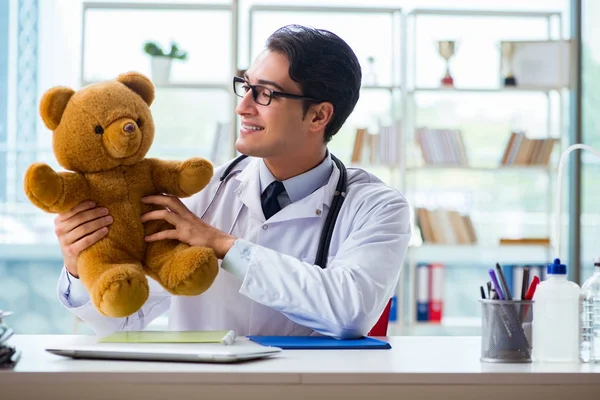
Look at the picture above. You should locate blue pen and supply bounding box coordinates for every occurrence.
[488,269,505,300]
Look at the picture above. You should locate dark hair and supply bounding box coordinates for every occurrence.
[266,24,362,142]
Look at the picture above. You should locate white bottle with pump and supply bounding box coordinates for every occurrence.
[532,258,580,362]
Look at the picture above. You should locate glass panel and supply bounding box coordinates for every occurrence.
[147,88,233,163]
[582,0,600,279]
[249,11,397,86]
[83,9,231,83]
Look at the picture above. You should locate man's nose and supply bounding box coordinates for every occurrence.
[235,91,257,115]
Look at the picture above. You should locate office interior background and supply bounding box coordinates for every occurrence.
[0,0,596,336]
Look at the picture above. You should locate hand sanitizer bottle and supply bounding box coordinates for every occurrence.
[532,258,580,362]
[580,256,600,363]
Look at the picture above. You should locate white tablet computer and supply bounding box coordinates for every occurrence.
[46,343,282,363]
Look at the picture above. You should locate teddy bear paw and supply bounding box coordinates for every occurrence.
[178,158,213,196]
[92,264,149,318]
[24,163,62,209]
[156,246,218,296]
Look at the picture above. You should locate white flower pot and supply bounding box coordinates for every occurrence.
[150,57,172,85]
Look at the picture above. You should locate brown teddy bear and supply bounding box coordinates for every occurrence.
[24,72,218,318]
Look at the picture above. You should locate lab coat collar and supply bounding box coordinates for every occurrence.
[234,156,341,223]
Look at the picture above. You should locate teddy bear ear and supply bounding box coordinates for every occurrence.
[39,87,76,130]
[116,72,155,106]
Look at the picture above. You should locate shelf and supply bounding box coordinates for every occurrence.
[409,86,564,94]
[415,316,481,328]
[0,244,63,261]
[408,9,560,18]
[406,165,553,172]
[361,84,402,91]
[81,80,230,91]
[409,244,552,264]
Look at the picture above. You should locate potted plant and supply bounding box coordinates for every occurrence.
[143,41,188,84]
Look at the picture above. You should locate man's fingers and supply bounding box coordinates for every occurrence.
[140,209,179,225]
[63,215,113,246]
[55,201,96,224]
[144,229,178,242]
[56,207,109,238]
[68,227,108,256]
[142,195,187,215]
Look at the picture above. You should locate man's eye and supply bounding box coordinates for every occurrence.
[242,85,251,92]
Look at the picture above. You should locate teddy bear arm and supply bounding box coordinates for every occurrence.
[148,157,213,198]
[51,172,91,213]
[147,158,186,196]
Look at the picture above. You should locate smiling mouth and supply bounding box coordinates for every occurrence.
[241,124,264,131]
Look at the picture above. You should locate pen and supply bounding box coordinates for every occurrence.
[521,267,530,300]
[495,263,512,300]
[480,286,486,300]
[519,267,530,321]
[488,269,505,300]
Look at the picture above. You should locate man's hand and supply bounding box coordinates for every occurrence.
[54,201,113,278]
[141,195,236,259]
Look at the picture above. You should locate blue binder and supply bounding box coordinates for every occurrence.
[246,336,391,349]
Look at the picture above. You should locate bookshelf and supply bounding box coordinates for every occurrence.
[399,8,568,333]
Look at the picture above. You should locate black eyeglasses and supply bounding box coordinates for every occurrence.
[233,76,320,106]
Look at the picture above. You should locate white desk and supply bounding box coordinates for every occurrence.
[1,335,599,400]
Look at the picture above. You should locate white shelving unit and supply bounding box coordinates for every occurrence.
[399,9,571,333]
[80,1,241,162]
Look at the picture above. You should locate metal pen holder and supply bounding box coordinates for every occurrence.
[479,299,533,363]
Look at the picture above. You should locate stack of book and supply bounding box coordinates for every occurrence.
[500,131,557,166]
[0,309,20,369]
[416,208,477,245]
[415,127,468,166]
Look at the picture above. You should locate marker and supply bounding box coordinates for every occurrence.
[480,286,486,300]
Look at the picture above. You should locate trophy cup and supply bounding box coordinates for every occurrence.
[501,41,518,86]
[438,40,456,87]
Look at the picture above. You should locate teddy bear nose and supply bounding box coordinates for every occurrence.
[123,123,136,133]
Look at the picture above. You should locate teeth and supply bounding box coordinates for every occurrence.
[242,124,264,131]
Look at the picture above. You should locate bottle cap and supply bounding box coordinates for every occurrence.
[547,258,567,275]
[594,256,600,267]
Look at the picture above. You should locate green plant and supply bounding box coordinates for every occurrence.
[143,41,188,61]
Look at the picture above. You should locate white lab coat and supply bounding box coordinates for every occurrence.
[58,156,411,339]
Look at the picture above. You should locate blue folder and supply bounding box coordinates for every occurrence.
[246,336,391,349]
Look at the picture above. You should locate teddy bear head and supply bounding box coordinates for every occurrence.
[40,72,156,173]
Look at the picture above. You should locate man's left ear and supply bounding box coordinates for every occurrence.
[308,102,334,132]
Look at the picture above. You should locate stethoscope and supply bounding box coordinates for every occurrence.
[205,154,348,269]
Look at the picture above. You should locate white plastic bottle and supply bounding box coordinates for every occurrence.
[580,256,600,363]
[532,258,581,362]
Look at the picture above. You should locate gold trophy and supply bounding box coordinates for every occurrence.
[438,40,456,87]
[501,41,517,86]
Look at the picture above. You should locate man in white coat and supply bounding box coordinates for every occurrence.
[54,25,411,339]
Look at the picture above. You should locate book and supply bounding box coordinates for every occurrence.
[247,336,391,349]
[98,330,236,345]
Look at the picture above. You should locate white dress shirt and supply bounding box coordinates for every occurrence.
[57,153,411,338]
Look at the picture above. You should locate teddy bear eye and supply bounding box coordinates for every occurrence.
[94,126,104,135]
[136,118,142,127]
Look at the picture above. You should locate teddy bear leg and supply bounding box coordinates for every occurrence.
[144,240,218,296]
[78,252,149,318]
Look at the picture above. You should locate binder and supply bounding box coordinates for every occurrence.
[247,336,391,349]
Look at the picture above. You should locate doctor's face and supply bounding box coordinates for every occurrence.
[234,50,316,160]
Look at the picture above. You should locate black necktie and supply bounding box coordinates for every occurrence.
[261,180,286,220]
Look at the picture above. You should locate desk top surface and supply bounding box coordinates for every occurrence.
[2,335,599,385]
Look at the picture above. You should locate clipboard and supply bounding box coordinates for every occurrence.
[246,336,391,349]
